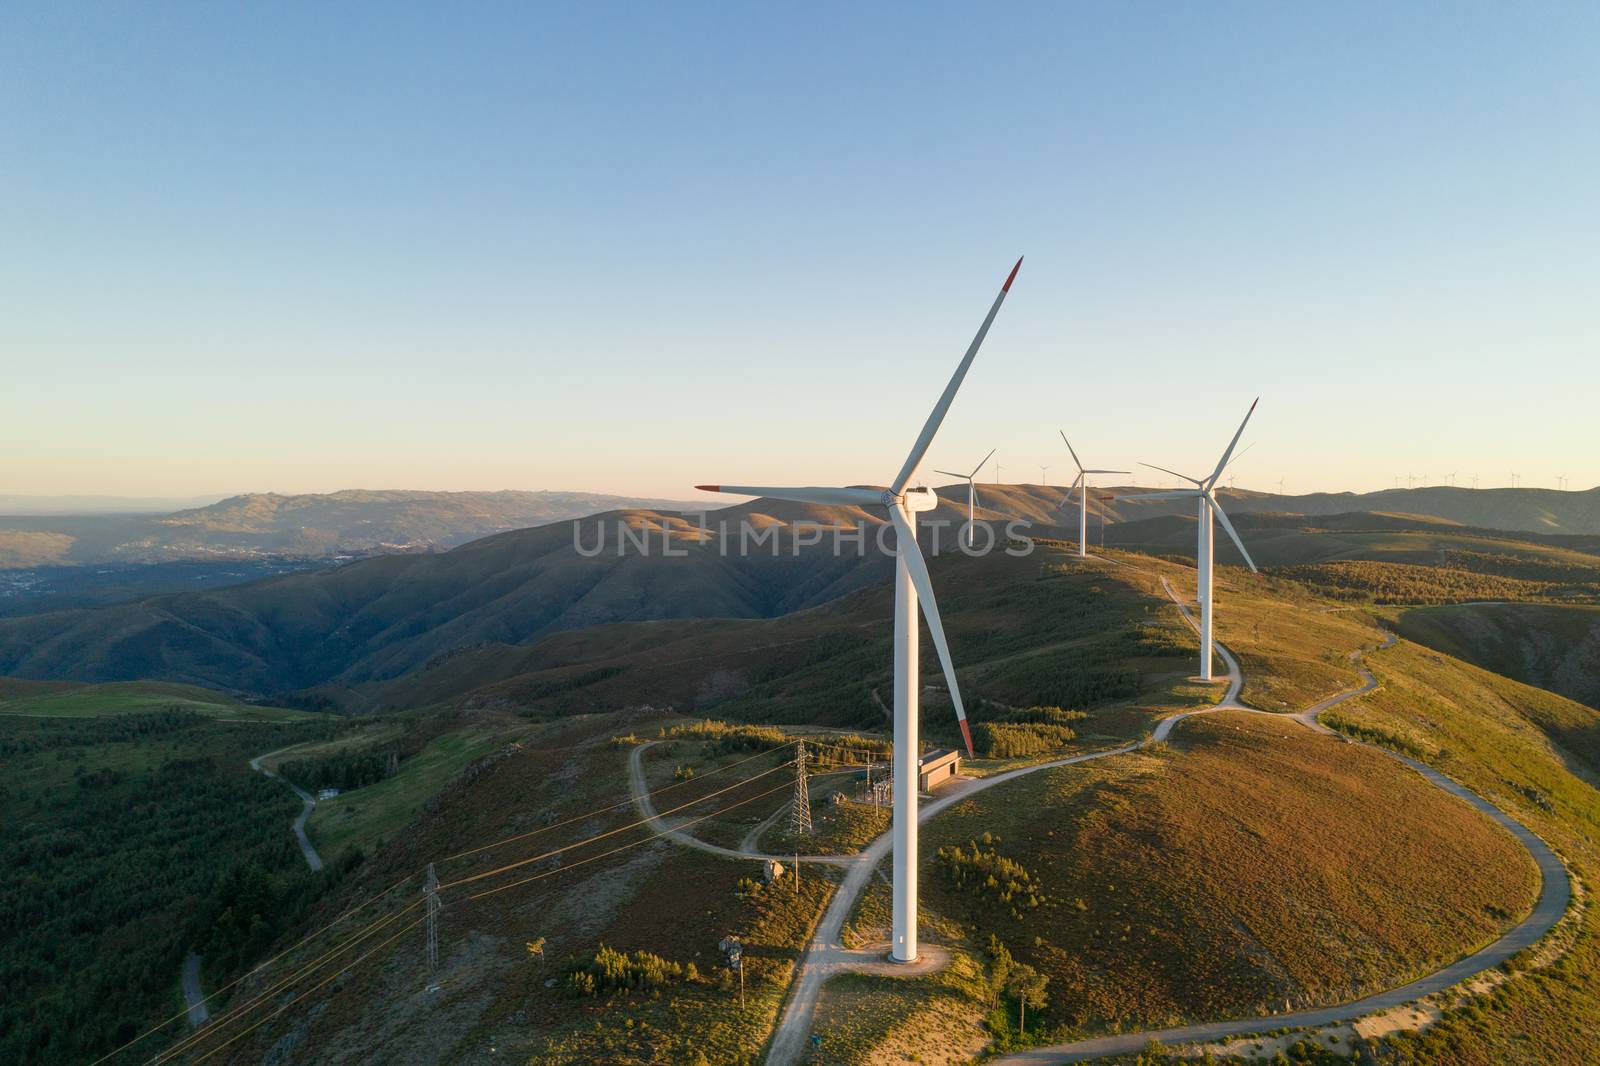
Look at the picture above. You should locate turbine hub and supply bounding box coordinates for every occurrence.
[881,489,898,507]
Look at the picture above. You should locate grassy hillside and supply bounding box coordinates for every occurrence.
[0,678,315,721]
[186,710,841,1065]
[1395,602,1600,710]
[1303,637,1600,1063]
[347,543,1210,741]
[895,711,1537,1047]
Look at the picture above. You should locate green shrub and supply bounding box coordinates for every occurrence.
[972,722,1076,758]
[564,945,690,996]
[936,835,1048,917]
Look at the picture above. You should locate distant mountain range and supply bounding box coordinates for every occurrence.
[0,489,701,569]
[1,483,1597,700]
[1104,484,1600,535]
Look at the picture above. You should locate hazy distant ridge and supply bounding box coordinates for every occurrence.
[0,488,701,568]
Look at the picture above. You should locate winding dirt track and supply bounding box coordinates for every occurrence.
[627,573,1570,1065]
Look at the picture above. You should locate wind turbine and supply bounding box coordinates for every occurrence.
[1123,398,1260,683]
[935,448,996,549]
[695,257,1022,964]
[1058,433,1128,559]
[1039,464,1050,485]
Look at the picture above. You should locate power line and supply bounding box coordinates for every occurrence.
[145,899,425,1066]
[440,738,797,863]
[462,775,812,903]
[165,765,855,1063]
[438,759,798,891]
[90,870,422,1066]
[187,913,429,1065]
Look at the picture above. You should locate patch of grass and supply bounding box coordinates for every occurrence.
[306,723,532,862]
[0,679,315,721]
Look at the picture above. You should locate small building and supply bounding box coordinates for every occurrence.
[316,788,340,801]
[918,749,961,791]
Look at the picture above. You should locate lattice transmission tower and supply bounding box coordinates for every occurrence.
[424,862,440,971]
[790,742,813,837]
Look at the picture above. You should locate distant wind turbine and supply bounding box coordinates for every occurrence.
[695,257,1022,965]
[935,448,996,549]
[1124,398,1260,683]
[1057,432,1128,559]
[1039,464,1050,486]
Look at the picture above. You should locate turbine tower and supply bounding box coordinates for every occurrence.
[1058,432,1128,559]
[935,447,996,549]
[696,257,1022,963]
[1123,398,1260,682]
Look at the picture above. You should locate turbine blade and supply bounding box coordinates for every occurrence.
[1084,469,1131,475]
[889,508,973,757]
[695,485,882,507]
[932,470,967,480]
[1209,497,1258,572]
[1207,397,1259,487]
[890,258,1023,495]
[1139,462,1203,485]
[1119,490,1202,501]
[1058,431,1086,475]
[968,446,997,480]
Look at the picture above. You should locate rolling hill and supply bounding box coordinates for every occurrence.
[0,489,1072,696]
[1395,602,1600,710]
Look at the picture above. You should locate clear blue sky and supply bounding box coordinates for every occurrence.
[4,3,1596,501]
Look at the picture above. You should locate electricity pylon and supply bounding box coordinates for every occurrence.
[424,863,440,972]
[790,742,813,837]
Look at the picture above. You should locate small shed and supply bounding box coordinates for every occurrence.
[316,788,341,801]
[918,749,961,791]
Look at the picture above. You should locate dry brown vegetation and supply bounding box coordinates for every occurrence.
[920,712,1538,1038]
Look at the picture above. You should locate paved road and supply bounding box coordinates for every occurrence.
[991,608,1570,1063]
[250,744,325,872]
[182,951,210,1028]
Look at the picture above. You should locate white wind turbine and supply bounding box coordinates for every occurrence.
[696,257,1022,964]
[1123,398,1260,682]
[935,447,996,550]
[1058,433,1129,559]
